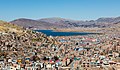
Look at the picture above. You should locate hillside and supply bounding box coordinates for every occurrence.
[0,20,58,60]
[0,20,24,34]
[10,18,53,30]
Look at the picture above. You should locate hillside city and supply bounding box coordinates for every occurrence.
[0,18,120,70]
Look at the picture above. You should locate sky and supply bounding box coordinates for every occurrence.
[0,0,120,21]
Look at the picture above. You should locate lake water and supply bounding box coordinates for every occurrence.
[35,30,96,36]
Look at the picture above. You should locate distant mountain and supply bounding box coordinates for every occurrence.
[10,18,53,29]
[38,17,120,28]
[96,17,120,23]
[10,18,72,29]
[10,17,120,30]
[39,17,79,28]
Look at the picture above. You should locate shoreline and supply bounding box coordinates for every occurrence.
[37,27,120,35]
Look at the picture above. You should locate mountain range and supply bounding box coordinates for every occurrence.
[10,17,120,30]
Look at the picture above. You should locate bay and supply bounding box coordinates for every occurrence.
[35,30,96,36]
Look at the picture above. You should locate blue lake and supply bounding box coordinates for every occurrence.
[35,30,97,36]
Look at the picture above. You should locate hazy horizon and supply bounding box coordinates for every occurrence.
[0,0,120,21]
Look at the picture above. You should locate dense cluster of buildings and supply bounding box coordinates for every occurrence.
[0,29,120,70]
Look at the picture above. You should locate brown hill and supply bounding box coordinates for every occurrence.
[10,17,120,30]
